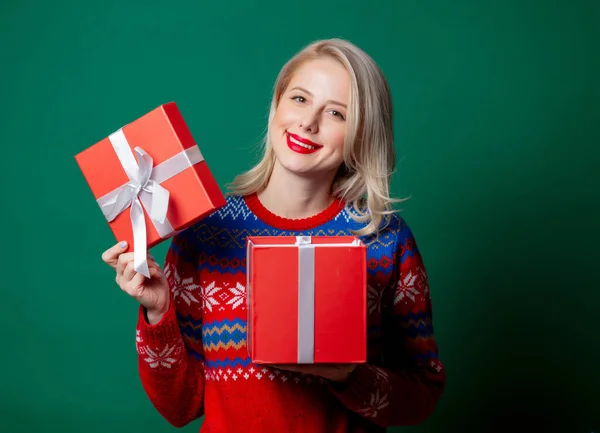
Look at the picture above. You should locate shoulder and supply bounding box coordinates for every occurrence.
[345,202,414,240]
[359,210,421,254]
[384,213,424,268]
[169,194,257,249]
[190,194,258,228]
[387,213,417,243]
[209,195,256,221]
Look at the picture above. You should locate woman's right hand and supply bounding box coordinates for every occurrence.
[102,241,171,324]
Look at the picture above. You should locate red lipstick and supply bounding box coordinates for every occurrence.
[286,132,322,155]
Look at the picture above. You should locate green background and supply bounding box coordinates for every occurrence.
[1,1,598,432]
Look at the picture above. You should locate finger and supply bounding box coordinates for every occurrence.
[121,273,146,300]
[101,241,129,268]
[116,252,135,276]
[148,266,163,280]
[124,272,146,298]
[123,260,137,282]
[147,257,162,271]
[148,261,163,275]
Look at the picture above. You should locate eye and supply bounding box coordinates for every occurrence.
[330,110,346,121]
[292,96,307,103]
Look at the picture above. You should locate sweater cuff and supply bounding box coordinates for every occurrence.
[136,300,181,346]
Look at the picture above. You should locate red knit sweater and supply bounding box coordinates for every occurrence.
[135,194,446,432]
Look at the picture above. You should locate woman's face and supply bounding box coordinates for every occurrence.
[270,57,350,181]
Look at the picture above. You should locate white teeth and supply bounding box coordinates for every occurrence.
[290,136,317,149]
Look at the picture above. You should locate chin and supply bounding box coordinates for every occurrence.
[277,157,315,176]
[271,135,342,178]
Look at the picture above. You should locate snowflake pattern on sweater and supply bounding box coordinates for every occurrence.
[135,194,446,433]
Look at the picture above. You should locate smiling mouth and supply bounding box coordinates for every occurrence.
[290,135,316,150]
[286,132,322,153]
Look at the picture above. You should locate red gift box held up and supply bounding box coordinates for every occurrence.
[75,102,226,276]
[246,235,367,364]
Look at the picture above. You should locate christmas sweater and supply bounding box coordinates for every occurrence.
[135,193,446,432]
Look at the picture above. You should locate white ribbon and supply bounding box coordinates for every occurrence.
[96,128,204,278]
[296,236,316,363]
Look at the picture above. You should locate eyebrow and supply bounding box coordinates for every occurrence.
[289,86,347,109]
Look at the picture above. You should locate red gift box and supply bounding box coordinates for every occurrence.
[75,102,226,276]
[246,235,367,364]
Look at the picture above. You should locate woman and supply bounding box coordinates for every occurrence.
[102,38,446,432]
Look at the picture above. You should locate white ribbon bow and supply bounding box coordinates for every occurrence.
[101,146,169,278]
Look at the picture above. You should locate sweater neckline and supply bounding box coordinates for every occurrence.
[244,193,345,231]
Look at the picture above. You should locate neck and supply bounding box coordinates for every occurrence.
[257,162,336,219]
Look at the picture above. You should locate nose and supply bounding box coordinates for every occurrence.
[299,111,319,134]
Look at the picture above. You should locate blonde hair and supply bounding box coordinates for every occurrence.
[227,38,403,237]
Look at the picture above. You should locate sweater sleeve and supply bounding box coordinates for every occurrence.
[135,233,205,428]
[328,219,446,427]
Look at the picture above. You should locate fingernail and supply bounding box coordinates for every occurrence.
[119,241,128,248]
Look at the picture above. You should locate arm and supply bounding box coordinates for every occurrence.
[135,233,206,428]
[328,220,446,426]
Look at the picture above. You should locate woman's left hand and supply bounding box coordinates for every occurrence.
[271,363,357,382]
